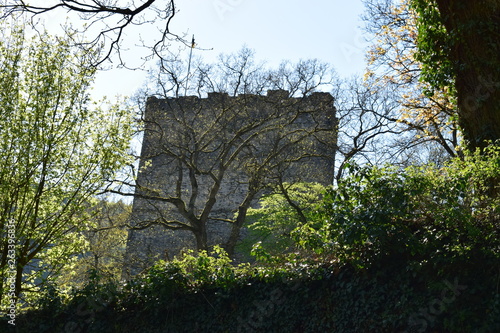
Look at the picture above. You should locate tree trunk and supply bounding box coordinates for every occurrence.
[225,180,259,258]
[435,0,500,151]
[193,223,208,252]
[225,206,248,258]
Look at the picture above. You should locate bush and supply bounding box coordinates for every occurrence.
[293,144,500,273]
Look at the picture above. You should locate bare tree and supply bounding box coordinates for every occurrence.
[0,0,178,66]
[331,67,462,183]
[111,50,337,272]
[333,76,407,181]
[148,47,336,99]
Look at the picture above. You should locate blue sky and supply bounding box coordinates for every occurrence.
[93,0,369,99]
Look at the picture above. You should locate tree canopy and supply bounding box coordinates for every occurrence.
[0,25,133,307]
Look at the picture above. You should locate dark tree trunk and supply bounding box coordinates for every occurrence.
[435,0,500,151]
[194,223,208,252]
[225,179,260,258]
[225,206,248,258]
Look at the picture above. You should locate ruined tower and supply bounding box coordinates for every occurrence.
[124,90,337,276]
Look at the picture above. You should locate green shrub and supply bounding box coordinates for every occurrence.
[310,144,500,272]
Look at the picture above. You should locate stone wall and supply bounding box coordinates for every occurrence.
[123,90,337,276]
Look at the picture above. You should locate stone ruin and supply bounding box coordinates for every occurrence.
[123,90,337,276]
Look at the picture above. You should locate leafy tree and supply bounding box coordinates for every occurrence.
[84,201,131,280]
[0,25,133,307]
[410,0,500,151]
[244,182,328,260]
[57,200,131,288]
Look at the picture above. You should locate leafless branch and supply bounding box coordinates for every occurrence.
[0,0,178,67]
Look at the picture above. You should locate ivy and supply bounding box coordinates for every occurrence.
[411,0,457,93]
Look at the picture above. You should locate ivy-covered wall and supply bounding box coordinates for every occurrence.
[8,254,499,333]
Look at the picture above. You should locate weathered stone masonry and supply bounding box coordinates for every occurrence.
[124,90,337,275]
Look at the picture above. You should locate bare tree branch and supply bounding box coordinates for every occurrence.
[0,0,179,66]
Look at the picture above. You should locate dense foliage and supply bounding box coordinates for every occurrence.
[8,246,499,332]
[364,0,460,159]
[5,145,499,332]
[314,144,499,271]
